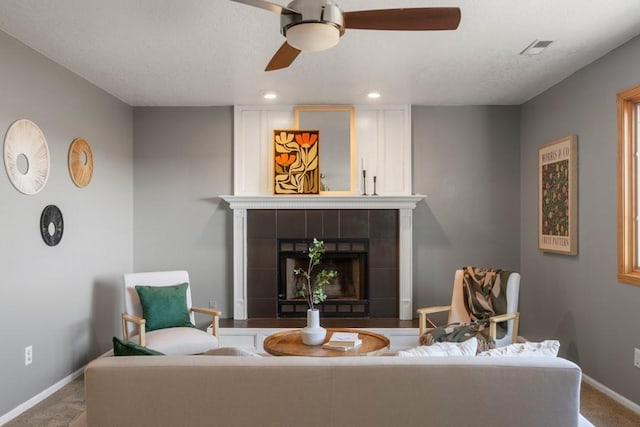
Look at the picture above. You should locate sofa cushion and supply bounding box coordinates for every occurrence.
[398,338,478,357]
[112,337,164,356]
[478,340,560,357]
[127,327,218,355]
[135,283,194,332]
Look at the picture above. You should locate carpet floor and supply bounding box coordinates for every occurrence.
[4,376,84,427]
[580,382,640,427]
[3,375,639,426]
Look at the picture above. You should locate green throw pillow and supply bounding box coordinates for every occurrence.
[112,336,164,356]
[135,282,195,332]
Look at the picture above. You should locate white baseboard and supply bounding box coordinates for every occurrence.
[582,374,640,415]
[0,350,111,426]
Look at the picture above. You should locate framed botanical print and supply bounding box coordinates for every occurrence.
[538,135,578,255]
[273,130,320,194]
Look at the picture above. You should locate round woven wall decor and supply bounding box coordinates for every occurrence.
[40,205,64,246]
[68,138,93,187]
[3,119,50,194]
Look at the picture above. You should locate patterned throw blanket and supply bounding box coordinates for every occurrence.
[420,266,511,352]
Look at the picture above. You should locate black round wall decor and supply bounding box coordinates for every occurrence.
[40,205,63,246]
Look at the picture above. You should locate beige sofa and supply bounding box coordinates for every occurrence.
[72,354,594,427]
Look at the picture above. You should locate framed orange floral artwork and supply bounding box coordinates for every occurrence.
[273,130,320,194]
[538,135,578,255]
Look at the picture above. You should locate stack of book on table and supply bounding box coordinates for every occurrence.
[322,332,362,351]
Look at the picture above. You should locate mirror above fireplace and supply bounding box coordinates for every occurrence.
[294,105,355,194]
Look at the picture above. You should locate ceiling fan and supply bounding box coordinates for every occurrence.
[230,0,461,71]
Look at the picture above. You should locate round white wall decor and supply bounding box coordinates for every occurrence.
[68,138,94,187]
[3,119,50,194]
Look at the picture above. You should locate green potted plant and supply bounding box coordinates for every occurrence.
[294,238,338,345]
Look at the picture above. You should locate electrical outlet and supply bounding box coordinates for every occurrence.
[634,348,640,369]
[209,300,217,310]
[25,346,33,366]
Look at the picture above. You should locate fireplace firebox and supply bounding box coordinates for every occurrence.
[277,239,369,317]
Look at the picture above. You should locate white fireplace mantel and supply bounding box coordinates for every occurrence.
[221,194,425,320]
[222,195,424,210]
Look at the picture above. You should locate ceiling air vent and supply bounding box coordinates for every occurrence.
[520,40,553,55]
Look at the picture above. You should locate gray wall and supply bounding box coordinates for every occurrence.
[132,107,233,319]
[520,35,640,404]
[0,31,133,416]
[412,106,521,309]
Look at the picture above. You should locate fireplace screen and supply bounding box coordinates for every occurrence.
[278,239,369,317]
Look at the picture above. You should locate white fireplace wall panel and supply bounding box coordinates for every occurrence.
[354,107,412,196]
[233,105,411,196]
[380,108,411,195]
[233,106,293,195]
[230,104,418,320]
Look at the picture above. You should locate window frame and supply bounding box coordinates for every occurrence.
[617,84,640,285]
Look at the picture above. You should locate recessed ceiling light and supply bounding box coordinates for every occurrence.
[262,91,278,100]
[367,91,381,99]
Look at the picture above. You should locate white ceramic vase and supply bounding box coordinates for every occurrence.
[301,309,326,345]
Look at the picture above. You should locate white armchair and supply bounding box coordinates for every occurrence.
[122,270,221,355]
[417,269,520,347]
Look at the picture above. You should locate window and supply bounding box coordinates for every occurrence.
[617,84,640,285]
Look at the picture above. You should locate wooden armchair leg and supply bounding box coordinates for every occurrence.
[511,312,520,343]
[211,315,219,338]
[122,313,146,346]
[489,312,520,343]
[416,305,452,335]
[121,316,128,340]
[418,312,427,336]
[190,307,222,338]
[138,329,146,347]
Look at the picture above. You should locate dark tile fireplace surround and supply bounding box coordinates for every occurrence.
[247,209,399,318]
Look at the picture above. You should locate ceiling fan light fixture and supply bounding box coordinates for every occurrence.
[286,22,340,52]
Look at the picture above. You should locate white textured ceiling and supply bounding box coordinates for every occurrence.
[0,0,639,106]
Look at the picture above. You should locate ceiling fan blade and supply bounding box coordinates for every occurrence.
[229,0,299,15]
[265,42,302,71]
[344,7,461,31]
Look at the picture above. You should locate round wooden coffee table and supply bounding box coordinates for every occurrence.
[263,328,390,357]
